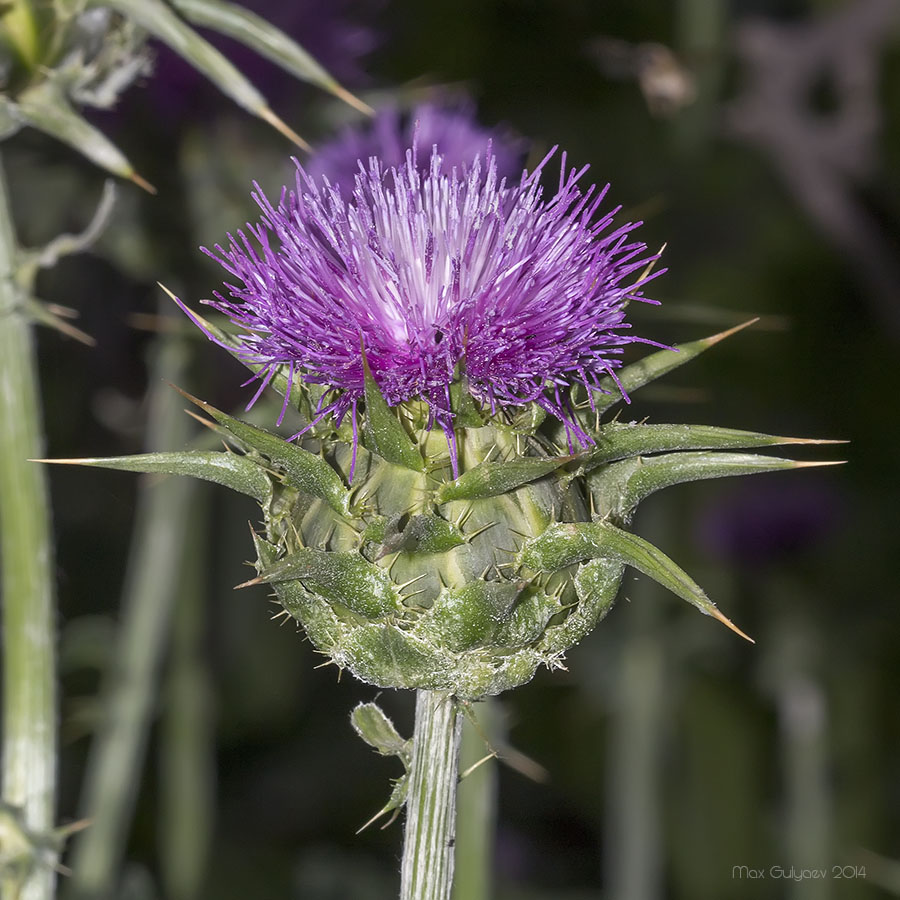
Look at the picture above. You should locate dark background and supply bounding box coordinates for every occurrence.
[4,0,899,897]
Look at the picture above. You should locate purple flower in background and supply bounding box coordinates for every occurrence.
[305,101,527,190]
[180,144,662,472]
[697,480,843,568]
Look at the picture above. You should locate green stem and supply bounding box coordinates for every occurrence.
[68,329,195,899]
[451,703,497,900]
[0,152,58,899]
[604,504,668,900]
[159,499,214,900]
[400,690,461,900]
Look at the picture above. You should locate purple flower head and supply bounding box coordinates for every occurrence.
[182,144,663,475]
[305,101,526,191]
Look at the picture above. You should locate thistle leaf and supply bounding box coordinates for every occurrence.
[170,0,373,114]
[248,547,402,620]
[591,452,832,523]
[518,521,752,641]
[377,513,465,555]
[539,557,624,653]
[98,0,309,148]
[435,455,572,503]
[424,581,522,652]
[174,386,351,516]
[594,319,758,414]
[351,702,410,760]
[159,285,302,406]
[578,422,825,474]
[36,451,271,504]
[361,346,424,472]
[25,296,95,345]
[356,774,409,834]
[11,82,154,191]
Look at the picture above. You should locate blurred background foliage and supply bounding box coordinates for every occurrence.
[2,0,899,897]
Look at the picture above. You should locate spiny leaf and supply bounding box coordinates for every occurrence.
[577,422,837,474]
[518,521,752,641]
[351,702,410,760]
[159,284,300,404]
[170,0,373,114]
[591,452,844,523]
[361,344,424,472]
[424,581,523,652]
[356,774,409,834]
[11,82,154,191]
[97,0,309,148]
[36,451,271,504]
[25,297,94,345]
[594,319,758,414]
[435,454,572,503]
[174,386,351,516]
[242,547,402,620]
[539,557,623,654]
[377,513,465,556]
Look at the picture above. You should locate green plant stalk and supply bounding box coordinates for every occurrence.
[772,604,833,900]
[451,704,497,900]
[0,152,58,900]
[69,330,195,898]
[401,690,462,900]
[159,499,214,900]
[605,597,666,900]
[605,502,670,900]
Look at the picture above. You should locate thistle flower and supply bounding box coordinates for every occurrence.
[186,144,663,475]
[55,134,839,900]
[304,101,526,189]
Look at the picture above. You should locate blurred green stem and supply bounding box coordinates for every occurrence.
[68,325,195,899]
[0,151,58,899]
[605,506,667,900]
[451,702,497,900]
[772,606,833,900]
[606,600,666,900]
[401,690,461,900]
[159,498,214,900]
[675,0,727,153]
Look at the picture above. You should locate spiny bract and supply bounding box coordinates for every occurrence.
[78,146,835,701]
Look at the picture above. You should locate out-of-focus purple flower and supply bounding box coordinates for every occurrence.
[141,0,381,124]
[179,144,662,472]
[697,480,843,568]
[305,102,527,190]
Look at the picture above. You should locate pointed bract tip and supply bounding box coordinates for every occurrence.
[29,457,95,465]
[158,283,217,331]
[709,606,755,643]
[703,317,760,346]
[259,107,311,152]
[130,172,157,195]
[234,575,264,590]
[782,437,849,445]
[55,817,92,838]
[183,408,219,431]
[792,459,848,468]
[167,381,210,411]
[330,82,375,117]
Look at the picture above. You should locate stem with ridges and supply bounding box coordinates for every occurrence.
[0,151,58,898]
[68,328,194,898]
[401,690,461,900]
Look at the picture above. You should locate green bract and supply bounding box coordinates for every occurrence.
[58,322,839,700]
